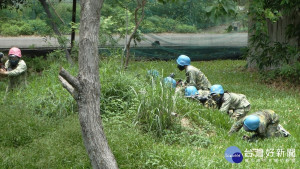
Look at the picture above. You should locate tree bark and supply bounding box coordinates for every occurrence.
[246,0,257,69]
[124,0,147,69]
[38,0,73,65]
[59,0,118,168]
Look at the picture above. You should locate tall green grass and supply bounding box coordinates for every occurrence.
[134,79,176,136]
[0,57,299,168]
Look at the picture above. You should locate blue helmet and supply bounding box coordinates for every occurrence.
[210,84,224,95]
[147,69,159,78]
[244,115,260,131]
[176,55,191,66]
[164,77,176,88]
[185,86,199,97]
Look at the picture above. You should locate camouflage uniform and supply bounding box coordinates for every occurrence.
[175,65,217,108]
[175,65,211,95]
[220,92,251,121]
[185,65,211,91]
[228,110,290,141]
[4,60,27,91]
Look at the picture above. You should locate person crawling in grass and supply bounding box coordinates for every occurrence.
[210,84,251,121]
[228,109,291,141]
[175,54,211,98]
[0,47,27,93]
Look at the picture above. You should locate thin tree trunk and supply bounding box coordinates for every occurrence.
[246,0,257,69]
[38,0,73,65]
[71,0,77,50]
[59,0,118,168]
[124,0,147,69]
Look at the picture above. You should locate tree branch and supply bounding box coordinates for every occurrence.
[38,0,74,65]
[59,67,81,91]
[59,75,78,99]
[124,0,147,69]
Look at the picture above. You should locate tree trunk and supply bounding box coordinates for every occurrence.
[71,0,77,50]
[124,0,147,69]
[246,0,257,69]
[38,0,73,65]
[59,0,118,168]
[247,0,300,69]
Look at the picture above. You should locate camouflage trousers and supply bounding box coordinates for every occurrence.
[249,123,290,141]
[229,105,251,121]
[266,124,291,138]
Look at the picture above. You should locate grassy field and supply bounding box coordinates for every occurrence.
[0,57,299,168]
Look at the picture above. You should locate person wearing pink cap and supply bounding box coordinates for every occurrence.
[0,47,27,92]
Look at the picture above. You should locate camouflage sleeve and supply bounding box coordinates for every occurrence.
[228,118,244,135]
[6,60,27,77]
[219,94,231,114]
[198,73,205,89]
[4,60,9,69]
[199,73,211,90]
[185,70,196,87]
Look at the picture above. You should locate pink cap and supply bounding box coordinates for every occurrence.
[9,47,22,57]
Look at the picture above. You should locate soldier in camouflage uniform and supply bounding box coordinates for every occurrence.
[0,47,27,93]
[210,84,251,121]
[175,55,216,108]
[228,109,291,141]
[175,55,211,96]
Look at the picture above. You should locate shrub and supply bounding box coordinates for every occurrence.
[19,23,34,35]
[144,16,178,32]
[0,23,20,36]
[24,56,50,73]
[279,62,300,82]
[174,24,197,33]
[27,19,52,35]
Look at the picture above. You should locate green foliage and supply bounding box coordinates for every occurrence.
[246,0,300,83]
[206,0,237,23]
[134,79,176,136]
[0,19,51,36]
[0,0,244,36]
[142,16,178,33]
[174,24,197,33]
[145,0,215,29]
[162,124,211,147]
[27,19,52,35]
[247,32,300,82]
[23,56,47,73]
[0,23,20,36]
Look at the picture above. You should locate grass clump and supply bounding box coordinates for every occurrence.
[134,80,176,136]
